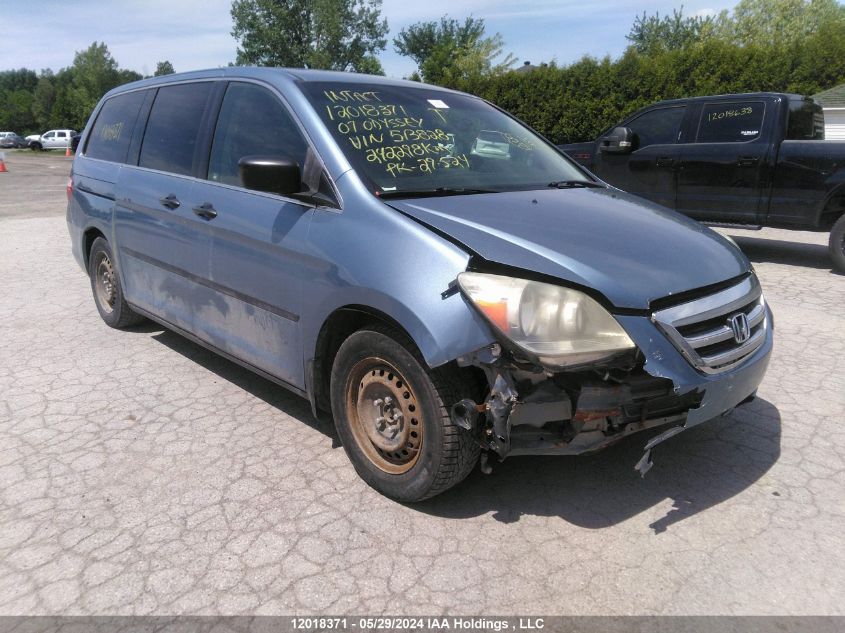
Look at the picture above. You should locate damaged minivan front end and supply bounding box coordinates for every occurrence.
[449,269,772,475]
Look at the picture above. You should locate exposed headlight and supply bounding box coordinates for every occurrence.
[457,272,636,368]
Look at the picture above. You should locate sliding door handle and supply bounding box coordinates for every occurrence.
[192,202,218,220]
[159,194,180,210]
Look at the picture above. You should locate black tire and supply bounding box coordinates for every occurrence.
[330,326,481,502]
[88,237,145,328]
[830,214,845,273]
[30,142,42,151]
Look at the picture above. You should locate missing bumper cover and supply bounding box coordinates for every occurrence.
[455,345,712,472]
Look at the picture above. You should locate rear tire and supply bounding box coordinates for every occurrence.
[830,215,845,273]
[330,326,481,502]
[88,237,145,328]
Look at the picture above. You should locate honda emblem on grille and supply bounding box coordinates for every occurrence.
[729,312,751,344]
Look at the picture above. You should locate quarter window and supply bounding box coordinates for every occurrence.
[208,82,308,188]
[697,102,764,143]
[627,107,686,149]
[139,83,213,177]
[86,91,146,163]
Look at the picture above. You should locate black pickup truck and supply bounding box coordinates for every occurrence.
[559,93,845,271]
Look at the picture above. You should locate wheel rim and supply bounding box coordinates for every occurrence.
[94,252,117,314]
[346,358,423,475]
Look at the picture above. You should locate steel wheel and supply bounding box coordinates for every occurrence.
[345,358,423,475]
[331,327,481,500]
[93,251,117,314]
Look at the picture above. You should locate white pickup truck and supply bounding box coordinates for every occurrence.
[27,129,77,151]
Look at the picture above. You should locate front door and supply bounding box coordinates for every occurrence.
[192,81,316,388]
[676,100,771,223]
[590,105,687,209]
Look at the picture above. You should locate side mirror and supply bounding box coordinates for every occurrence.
[238,156,301,196]
[599,127,635,154]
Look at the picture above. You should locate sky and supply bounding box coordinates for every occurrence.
[1,0,739,79]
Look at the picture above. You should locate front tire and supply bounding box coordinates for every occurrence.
[830,214,845,273]
[88,237,145,328]
[330,326,480,502]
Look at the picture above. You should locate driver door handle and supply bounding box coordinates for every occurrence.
[656,156,676,168]
[738,156,759,166]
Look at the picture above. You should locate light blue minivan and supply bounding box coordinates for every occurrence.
[68,68,772,500]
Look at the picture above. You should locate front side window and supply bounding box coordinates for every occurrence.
[697,102,765,143]
[86,90,147,163]
[43,132,54,139]
[626,106,686,149]
[300,81,588,195]
[139,82,213,176]
[208,82,309,187]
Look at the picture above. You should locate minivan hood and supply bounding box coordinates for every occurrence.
[386,188,750,309]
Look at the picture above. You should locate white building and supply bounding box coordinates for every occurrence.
[812,83,845,140]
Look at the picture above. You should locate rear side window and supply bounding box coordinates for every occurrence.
[627,106,686,149]
[139,83,213,177]
[207,82,308,187]
[787,100,825,140]
[697,102,765,143]
[86,91,146,163]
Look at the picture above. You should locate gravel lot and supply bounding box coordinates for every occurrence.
[0,151,843,615]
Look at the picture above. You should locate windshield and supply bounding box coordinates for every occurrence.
[300,81,590,196]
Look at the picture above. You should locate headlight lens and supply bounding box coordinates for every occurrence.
[457,272,635,367]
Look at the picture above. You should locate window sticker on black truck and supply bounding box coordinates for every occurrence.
[698,101,765,143]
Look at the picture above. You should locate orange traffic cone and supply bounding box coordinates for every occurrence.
[0,152,7,173]
[65,145,72,157]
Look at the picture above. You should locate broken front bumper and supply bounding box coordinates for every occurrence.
[454,306,773,473]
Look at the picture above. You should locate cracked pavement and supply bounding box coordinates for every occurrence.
[0,151,843,615]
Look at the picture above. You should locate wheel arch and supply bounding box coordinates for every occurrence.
[82,226,107,272]
[820,184,845,229]
[306,297,494,416]
[307,304,429,415]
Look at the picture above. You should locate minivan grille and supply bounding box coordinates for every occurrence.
[651,275,768,374]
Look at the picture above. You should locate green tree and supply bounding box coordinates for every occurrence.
[31,74,56,131]
[394,16,514,86]
[154,60,176,76]
[727,0,845,46]
[0,90,35,132]
[48,81,77,130]
[71,43,120,98]
[626,7,724,54]
[0,69,39,132]
[0,69,38,94]
[68,42,121,125]
[230,0,388,73]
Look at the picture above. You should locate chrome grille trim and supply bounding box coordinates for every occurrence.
[651,275,768,374]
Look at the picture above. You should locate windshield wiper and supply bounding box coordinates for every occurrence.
[547,180,604,189]
[377,187,499,199]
